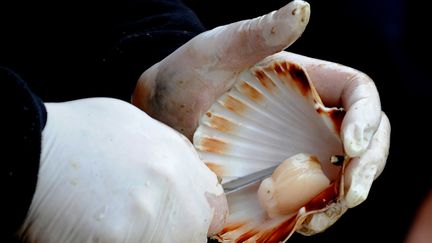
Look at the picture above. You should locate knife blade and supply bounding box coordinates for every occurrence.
[222,165,278,195]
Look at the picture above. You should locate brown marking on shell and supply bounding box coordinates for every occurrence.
[316,107,346,134]
[315,106,324,115]
[222,95,247,115]
[309,155,321,165]
[256,215,298,243]
[205,162,224,177]
[254,69,266,80]
[235,228,259,243]
[328,109,345,134]
[304,182,339,212]
[254,70,277,92]
[273,62,285,76]
[267,61,290,76]
[208,114,236,133]
[199,137,228,154]
[219,222,245,235]
[239,80,264,101]
[288,63,311,96]
[281,61,289,72]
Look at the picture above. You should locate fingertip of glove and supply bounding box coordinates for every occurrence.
[345,186,368,208]
[345,165,377,208]
[258,0,310,48]
[343,123,375,157]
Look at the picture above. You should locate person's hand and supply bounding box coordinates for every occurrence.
[266,51,390,234]
[281,52,390,210]
[131,0,390,234]
[20,98,228,243]
[132,0,311,139]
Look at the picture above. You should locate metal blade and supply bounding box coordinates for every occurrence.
[222,165,278,195]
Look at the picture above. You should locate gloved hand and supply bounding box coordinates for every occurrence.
[282,52,390,209]
[272,51,390,235]
[131,0,390,233]
[132,0,310,139]
[20,98,228,243]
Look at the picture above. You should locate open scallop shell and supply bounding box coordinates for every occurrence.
[193,52,350,242]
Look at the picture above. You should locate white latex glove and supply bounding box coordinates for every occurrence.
[20,98,227,243]
[283,52,391,208]
[132,0,311,139]
[132,0,390,234]
[272,52,391,234]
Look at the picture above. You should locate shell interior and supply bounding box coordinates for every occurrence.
[193,53,347,242]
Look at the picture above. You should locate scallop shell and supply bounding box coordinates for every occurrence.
[193,52,350,242]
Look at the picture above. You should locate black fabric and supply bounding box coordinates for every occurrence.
[2,67,47,242]
[1,0,205,241]
[0,0,205,102]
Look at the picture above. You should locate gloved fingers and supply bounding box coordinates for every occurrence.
[131,63,159,115]
[205,190,229,236]
[132,1,310,138]
[24,98,228,242]
[188,0,310,71]
[172,134,229,236]
[282,52,382,156]
[297,201,348,236]
[341,89,381,157]
[300,114,389,234]
[344,112,390,208]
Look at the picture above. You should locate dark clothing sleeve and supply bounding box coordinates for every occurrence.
[1,0,206,102]
[1,0,205,241]
[109,0,206,96]
[2,67,47,242]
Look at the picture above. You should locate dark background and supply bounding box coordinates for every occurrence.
[184,0,431,242]
[2,0,430,242]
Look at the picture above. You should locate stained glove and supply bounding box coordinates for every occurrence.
[132,0,310,139]
[131,0,389,235]
[282,52,390,209]
[20,98,227,243]
[276,51,390,234]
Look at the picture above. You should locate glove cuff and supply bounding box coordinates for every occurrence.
[1,67,47,241]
